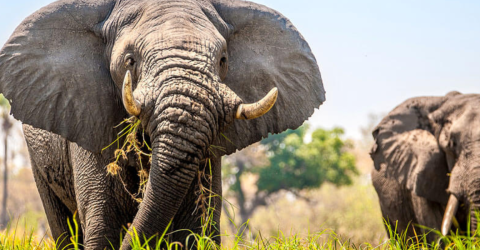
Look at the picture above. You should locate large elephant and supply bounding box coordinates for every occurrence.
[370,92,480,241]
[0,0,325,249]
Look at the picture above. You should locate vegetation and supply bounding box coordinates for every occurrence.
[104,117,152,203]
[258,126,357,191]
[2,217,480,249]
[222,126,358,231]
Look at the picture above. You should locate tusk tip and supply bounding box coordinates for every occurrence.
[270,87,278,100]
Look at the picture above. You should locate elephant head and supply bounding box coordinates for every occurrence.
[0,0,325,246]
[371,92,480,236]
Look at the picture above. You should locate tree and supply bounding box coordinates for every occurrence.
[0,94,11,229]
[222,143,269,230]
[222,125,358,230]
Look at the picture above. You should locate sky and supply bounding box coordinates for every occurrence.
[0,0,479,140]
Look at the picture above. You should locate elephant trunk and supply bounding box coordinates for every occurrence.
[121,135,202,247]
[121,73,218,248]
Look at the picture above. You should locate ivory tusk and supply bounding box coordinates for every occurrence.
[122,70,141,116]
[441,195,459,236]
[236,87,278,120]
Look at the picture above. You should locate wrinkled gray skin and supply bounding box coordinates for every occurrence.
[0,0,325,249]
[371,92,480,241]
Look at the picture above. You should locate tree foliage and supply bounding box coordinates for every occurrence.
[257,126,357,194]
[222,125,358,228]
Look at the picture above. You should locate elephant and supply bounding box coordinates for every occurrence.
[0,0,325,249]
[370,91,480,241]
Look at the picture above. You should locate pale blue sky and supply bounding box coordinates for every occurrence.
[1,0,479,139]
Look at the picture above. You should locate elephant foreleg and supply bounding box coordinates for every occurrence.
[31,166,79,249]
[69,143,137,249]
[24,125,81,248]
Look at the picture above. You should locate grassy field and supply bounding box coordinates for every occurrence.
[2,219,480,250]
[3,170,479,249]
[1,176,479,249]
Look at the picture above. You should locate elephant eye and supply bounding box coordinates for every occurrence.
[220,57,227,67]
[124,54,136,68]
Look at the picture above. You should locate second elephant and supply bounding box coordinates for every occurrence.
[371,92,480,241]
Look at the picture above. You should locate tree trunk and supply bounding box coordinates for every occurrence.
[235,162,249,224]
[227,160,267,239]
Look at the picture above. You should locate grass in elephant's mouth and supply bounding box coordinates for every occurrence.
[103,116,151,203]
[103,117,228,225]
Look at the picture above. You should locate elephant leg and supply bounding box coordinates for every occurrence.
[69,143,137,249]
[171,157,222,246]
[372,168,417,238]
[23,125,81,248]
[31,165,79,249]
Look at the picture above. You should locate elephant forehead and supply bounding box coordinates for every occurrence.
[109,0,214,31]
[376,95,450,135]
[104,0,226,55]
[377,108,422,134]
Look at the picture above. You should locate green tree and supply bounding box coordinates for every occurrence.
[222,125,358,230]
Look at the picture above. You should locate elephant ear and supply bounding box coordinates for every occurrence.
[0,0,125,154]
[370,97,449,204]
[210,0,325,154]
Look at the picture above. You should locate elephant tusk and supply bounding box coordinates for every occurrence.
[236,87,278,120]
[122,70,142,116]
[441,195,459,236]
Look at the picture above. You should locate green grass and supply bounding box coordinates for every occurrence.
[0,220,54,250]
[3,218,480,250]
